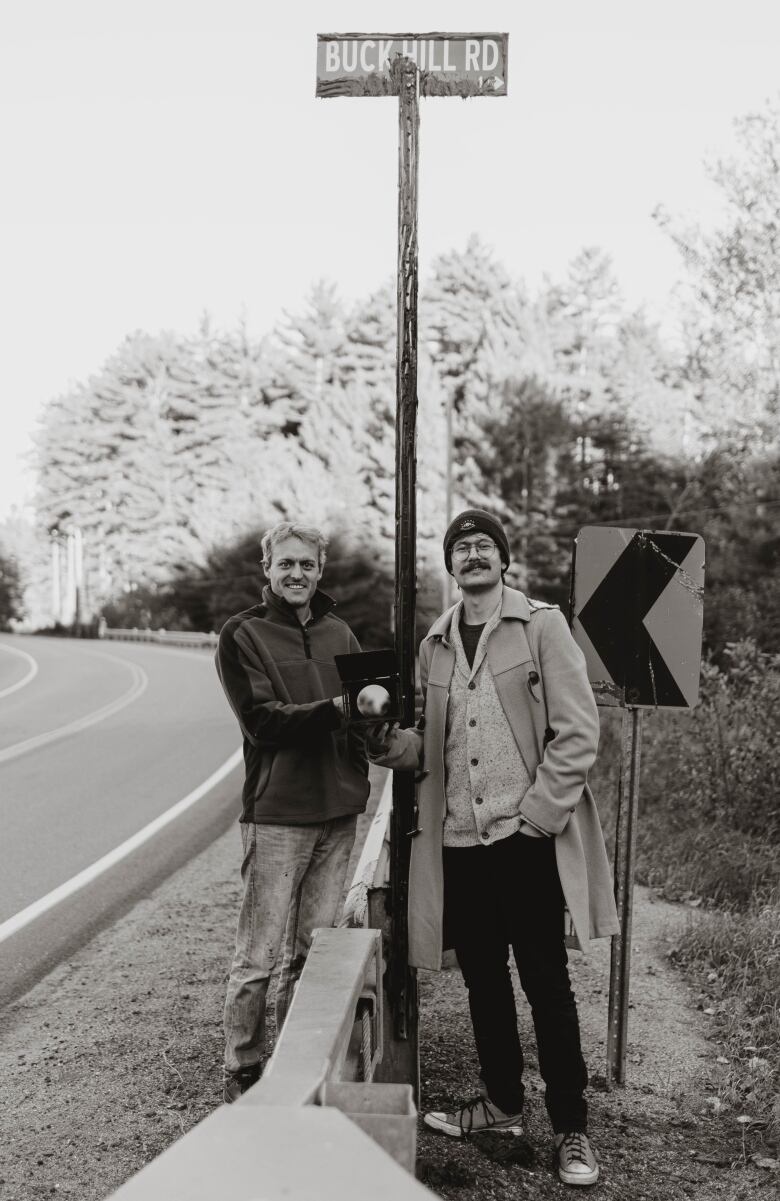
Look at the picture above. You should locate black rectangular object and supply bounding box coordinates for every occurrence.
[333,649,403,723]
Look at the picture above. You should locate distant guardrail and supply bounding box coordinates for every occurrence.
[100,626,219,650]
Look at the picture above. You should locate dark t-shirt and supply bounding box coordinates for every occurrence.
[459,614,486,669]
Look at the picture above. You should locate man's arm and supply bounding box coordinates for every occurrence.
[518,609,600,836]
[216,622,342,748]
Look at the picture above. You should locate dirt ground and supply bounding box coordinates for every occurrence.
[0,797,776,1201]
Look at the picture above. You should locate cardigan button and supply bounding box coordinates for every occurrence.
[480,831,489,840]
[469,718,477,727]
[468,682,476,690]
[470,757,479,766]
[475,796,483,805]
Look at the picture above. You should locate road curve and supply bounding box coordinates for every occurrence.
[0,641,39,700]
[0,634,243,1004]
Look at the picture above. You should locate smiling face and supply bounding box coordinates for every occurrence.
[450,533,503,593]
[267,535,323,613]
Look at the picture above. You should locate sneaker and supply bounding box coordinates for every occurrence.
[424,1095,523,1139]
[555,1131,599,1186]
[223,1064,260,1104]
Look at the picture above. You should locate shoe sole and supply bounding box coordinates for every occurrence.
[424,1111,523,1138]
[558,1165,599,1186]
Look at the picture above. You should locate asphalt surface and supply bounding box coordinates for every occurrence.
[0,634,242,1002]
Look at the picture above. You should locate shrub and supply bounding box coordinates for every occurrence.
[617,640,780,910]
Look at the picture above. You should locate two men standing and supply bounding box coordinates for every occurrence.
[215,509,618,1187]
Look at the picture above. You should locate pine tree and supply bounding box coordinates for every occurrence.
[423,235,523,507]
[656,96,780,444]
[272,281,352,432]
[0,545,24,629]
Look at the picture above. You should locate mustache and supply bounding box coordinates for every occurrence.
[463,560,490,571]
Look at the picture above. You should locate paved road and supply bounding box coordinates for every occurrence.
[0,635,242,1001]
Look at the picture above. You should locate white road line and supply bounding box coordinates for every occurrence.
[0,654,149,766]
[0,746,243,943]
[0,643,39,700]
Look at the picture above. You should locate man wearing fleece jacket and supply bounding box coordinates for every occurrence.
[215,520,369,1102]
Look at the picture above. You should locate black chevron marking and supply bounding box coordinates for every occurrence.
[578,532,697,706]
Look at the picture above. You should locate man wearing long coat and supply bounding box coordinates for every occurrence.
[369,509,619,1187]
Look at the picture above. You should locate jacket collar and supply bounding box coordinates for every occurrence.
[262,583,336,626]
[426,585,531,642]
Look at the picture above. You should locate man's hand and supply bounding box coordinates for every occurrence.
[518,821,546,839]
[332,695,345,715]
[365,720,398,749]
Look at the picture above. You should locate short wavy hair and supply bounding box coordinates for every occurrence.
[261,521,329,572]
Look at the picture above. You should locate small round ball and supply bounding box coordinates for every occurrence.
[356,684,391,717]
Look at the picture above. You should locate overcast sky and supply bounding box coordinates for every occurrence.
[2,0,779,520]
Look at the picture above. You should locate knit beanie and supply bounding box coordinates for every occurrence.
[443,509,510,575]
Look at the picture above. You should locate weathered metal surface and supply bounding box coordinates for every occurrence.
[316,32,508,97]
[571,526,706,709]
[606,707,643,1087]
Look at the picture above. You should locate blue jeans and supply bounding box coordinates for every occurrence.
[224,814,358,1072]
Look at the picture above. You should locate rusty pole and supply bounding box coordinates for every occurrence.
[388,54,420,1082]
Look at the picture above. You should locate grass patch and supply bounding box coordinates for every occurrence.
[590,641,780,1152]
[670,902,780,1149]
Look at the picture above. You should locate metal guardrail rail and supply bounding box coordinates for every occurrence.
[105,772,434,1200]
[101,627,219,649]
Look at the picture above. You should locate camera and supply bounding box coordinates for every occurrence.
[333,648,403,724]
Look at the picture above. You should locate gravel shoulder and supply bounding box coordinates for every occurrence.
[0,783,775,1201]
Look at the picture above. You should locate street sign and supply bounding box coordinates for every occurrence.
[316,33,508,97]
[571,526,705,709]
[318,31,508,1094]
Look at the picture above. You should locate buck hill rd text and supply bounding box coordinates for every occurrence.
[322,38,502,75]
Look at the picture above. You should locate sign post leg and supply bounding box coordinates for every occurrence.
[606,706,643,1087]
[387,55,420,1097]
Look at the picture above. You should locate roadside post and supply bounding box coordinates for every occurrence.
[570,526,705,1086]
[317,33,508,1091]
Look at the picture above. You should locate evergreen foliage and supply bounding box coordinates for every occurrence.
[0,546,23,630]
[24,94,780,660]
[656,98,780,441]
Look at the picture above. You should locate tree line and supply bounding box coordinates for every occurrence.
[1,97,778,654]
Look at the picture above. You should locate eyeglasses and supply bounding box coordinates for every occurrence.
[451,540,497,560]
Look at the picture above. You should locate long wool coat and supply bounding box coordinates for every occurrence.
[374,587,620,970]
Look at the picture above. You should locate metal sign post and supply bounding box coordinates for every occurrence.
[317,32,508,1089]
[606,705,643,1085]
[570,526,705,1086]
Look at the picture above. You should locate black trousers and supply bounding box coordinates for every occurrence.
[442,831,588,1133]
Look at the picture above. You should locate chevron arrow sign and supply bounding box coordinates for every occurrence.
[570,526,706,708]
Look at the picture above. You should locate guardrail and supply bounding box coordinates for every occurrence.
[100,626,219,649]
[105,771,434,1200]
